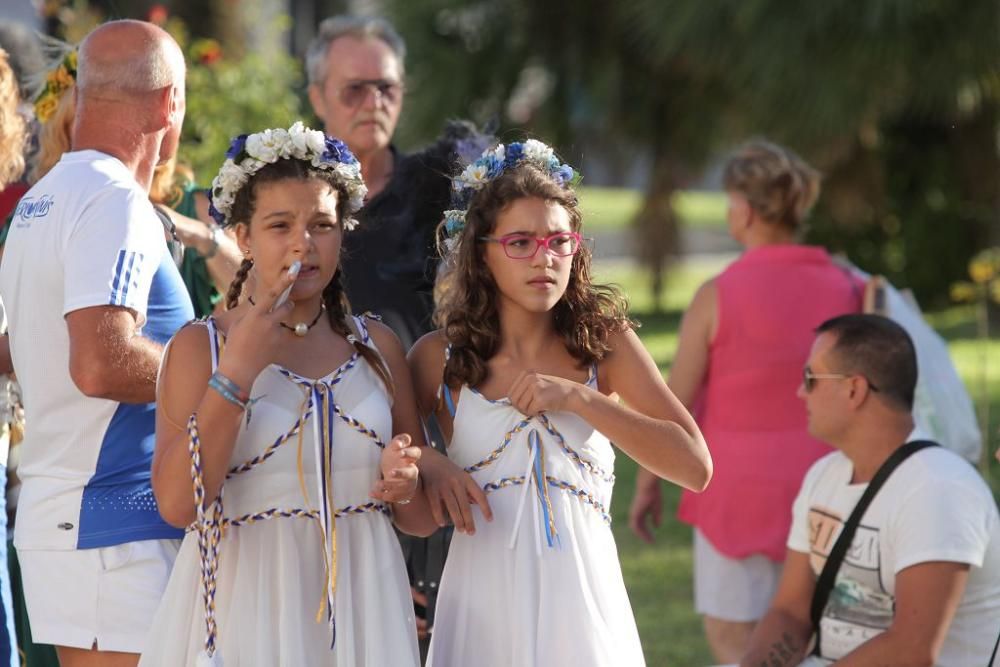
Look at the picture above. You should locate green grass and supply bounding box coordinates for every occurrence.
[578,187,727,232]
[592,262,1000,666]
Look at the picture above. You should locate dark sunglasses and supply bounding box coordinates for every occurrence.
[337,79,403,108]
[802,366,880,393]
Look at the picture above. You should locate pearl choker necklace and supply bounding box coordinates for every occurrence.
[248,297,326,337]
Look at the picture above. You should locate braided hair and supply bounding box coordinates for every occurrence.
[224,257,254,310]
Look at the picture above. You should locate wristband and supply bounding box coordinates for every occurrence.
[208,372,249,410]
[211,371,249,403]
[202,225,223,259]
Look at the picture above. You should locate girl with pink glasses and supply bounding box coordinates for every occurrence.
[409,140,713,666]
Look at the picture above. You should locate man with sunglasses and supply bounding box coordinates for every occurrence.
[742,314,1000,667]
[306,15,483,350]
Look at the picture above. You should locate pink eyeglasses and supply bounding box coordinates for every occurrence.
[479,231,586,259]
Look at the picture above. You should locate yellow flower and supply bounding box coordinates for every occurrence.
[52,65,75,90]
[950,281,977,303]
[34,94,58,123]
[969,257,996,284]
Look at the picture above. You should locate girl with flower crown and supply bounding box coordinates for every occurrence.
[408,140,713,666]
[141,123,437,666]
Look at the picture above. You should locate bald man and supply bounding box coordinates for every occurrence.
[0,21,192,667]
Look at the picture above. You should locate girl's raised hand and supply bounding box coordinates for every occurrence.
[216,264,298,388]
[371,434,421,504]
[508,370,583,417]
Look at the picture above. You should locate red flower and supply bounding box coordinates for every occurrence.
[148,4,169,25]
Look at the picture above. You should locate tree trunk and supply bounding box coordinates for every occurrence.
[633,150,682,312]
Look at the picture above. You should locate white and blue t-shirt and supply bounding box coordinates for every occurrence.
[0,150,194,551]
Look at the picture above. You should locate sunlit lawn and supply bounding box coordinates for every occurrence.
[592,260,1000,666]
[579,187,727,232]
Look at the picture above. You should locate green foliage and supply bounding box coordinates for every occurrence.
[171,17,303,183]
[807,113,997,308]
[385,0,1000,305]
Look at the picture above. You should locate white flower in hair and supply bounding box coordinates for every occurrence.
[461,163,489,186]
[306,129,327,156]
[523,139,554,163]
[246,130,280,163]
[216,161,244,192]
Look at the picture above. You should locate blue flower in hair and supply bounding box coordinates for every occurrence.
[553,163,575,186]
[226,134,248,160]
[444,210,465,236]
[207,191,225,226]
[322,136,351,163]
[504,142,524,166]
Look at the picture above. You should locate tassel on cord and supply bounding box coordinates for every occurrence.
[509,432,540,550]
[310,385,338,647]
[530,429,560,549]
[508,429,561,553]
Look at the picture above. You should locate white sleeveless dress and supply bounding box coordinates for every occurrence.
[140,316,419,667]
[426,366,645,667]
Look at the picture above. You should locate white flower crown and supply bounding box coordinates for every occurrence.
[207,121,368,229]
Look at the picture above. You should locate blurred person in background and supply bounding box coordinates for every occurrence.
[0,44,26,667]
[629,139,864,664]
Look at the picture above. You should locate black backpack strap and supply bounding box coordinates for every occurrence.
[810,440,939,656]
[988,621,1000,666]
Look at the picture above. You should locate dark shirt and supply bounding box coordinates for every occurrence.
[340,122,485,350]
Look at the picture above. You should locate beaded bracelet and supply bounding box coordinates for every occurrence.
[208,374,247,411]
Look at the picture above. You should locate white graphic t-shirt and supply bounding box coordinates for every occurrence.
[788,439,1000,666]
[0,150,193,551]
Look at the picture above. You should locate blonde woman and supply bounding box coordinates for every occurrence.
[0,46,27,667]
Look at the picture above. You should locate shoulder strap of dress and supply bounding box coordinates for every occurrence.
[348,312,378,347]
[204,317,222,373]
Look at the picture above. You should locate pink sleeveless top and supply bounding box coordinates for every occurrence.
[677,245,863,561]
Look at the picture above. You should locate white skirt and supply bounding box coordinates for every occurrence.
[140,513,419,666]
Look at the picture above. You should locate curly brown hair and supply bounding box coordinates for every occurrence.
[223,158,393,395]
[435,162,634,390]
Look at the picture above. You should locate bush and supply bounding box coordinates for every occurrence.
[170,16,303,183]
